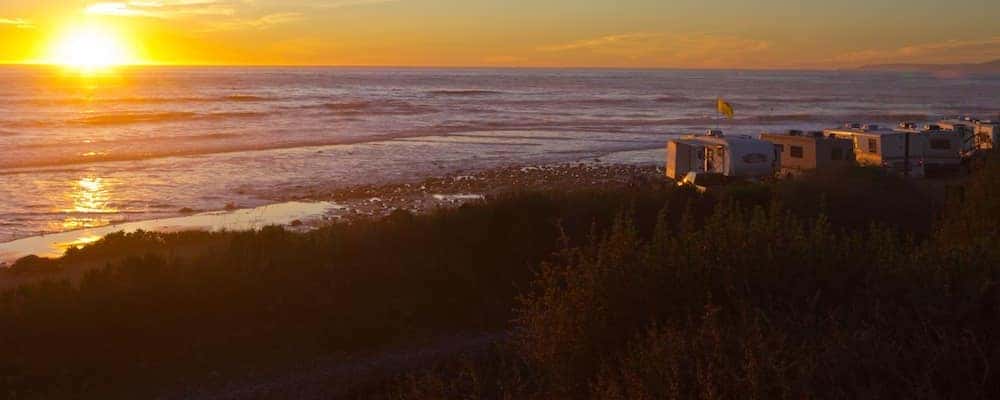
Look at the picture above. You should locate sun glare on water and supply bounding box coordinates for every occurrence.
[46,24,137,71]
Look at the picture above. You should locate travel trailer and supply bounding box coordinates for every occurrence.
[824,124,926,177]
[977,121,1000,150]
[666,130,777,180]
[760,130,855,175]
[895,122,965,175]
[938,117,999,152]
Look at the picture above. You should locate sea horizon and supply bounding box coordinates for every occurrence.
[2,66,997,246]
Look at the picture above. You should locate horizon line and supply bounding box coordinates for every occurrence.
[0,62,858,72]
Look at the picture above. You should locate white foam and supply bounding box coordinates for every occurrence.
[0,201,341,265]
[432,194,485,202]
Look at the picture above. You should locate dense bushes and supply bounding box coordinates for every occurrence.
[388,157,1000,399]
[1,160,997,398]
[0,188,694,398]
[513,204,998,398]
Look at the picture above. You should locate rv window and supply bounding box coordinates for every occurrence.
[868,139,878,153]
[832,148,844,161]
[790,146,804,158]
[930,139,951,150]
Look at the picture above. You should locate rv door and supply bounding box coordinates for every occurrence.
[705,146,726,174]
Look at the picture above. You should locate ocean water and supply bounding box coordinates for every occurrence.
[0,66,997,244]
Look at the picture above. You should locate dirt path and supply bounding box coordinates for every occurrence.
[160,332,507,400]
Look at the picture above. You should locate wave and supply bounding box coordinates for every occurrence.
[502,97,699,107]
[654,96,694,103]
[317,100,438,116]
[428,90,505,96]
[8,133,244,152]
[75,111,197,125]
[10,94,278,106]
[72,111,266,126]
[747,97,844,104]
[666,112,931,125]
[0,131,435,171]
[221,95,271,102]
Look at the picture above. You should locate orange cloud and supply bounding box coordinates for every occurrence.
[203,12,304,32]
[0,18,33,29]
[538,32,773,68]
[86,1,238,18]
[829,37,1000,66]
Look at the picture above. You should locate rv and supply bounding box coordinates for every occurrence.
[760,130,855,176]
[976,121,1000,150]
[824,124,926,177]
[938,117,999,152]
[666,130,777,180]
[895,123,964,175]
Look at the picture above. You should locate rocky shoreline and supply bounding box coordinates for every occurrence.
[298,162,665,221]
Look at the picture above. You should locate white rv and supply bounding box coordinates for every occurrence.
[666,130,777,180]
[938,117,1000,152]
[894,122,964,175]
[825,124,926,177]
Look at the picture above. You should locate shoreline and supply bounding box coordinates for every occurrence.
[0,161,663,266]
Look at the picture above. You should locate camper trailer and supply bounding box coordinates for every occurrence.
[938,117,999,152]
[976,121,1000,150]
[825,124,926,177]
[924,120,977,156]
[760,130,855,175]
[974,121,999,150]
[666,130,776,180]
[895,122,965,175]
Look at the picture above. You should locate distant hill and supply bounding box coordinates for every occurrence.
[858,59,1000,74]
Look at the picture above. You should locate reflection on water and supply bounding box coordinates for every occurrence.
[56,177,118,231]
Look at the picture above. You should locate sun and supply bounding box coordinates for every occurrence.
[46,23,137,70]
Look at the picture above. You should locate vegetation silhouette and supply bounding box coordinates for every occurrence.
[0,157,997,398]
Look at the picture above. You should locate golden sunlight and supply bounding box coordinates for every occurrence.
[45,23,137,70]
[54,177,117,231]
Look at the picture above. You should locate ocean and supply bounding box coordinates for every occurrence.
[1,66,997,244]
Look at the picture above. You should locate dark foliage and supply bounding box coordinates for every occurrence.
[390,157,1000,399]
[0,188,694,398]
[2,159,998,398]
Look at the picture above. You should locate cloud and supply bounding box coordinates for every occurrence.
[86,1,239,18]
[538,33,772,68]
[86,1,303,32]
[0,18,33,29]
[539,33,660,52]
[830,37,1000,66]
[203,12,304,31]
[307,0,403,8]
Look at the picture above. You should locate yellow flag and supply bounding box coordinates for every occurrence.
[716,97,734,119]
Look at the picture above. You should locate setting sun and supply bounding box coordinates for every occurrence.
[46,23,136,69]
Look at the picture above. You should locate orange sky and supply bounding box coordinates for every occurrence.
[0,0,997,68]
